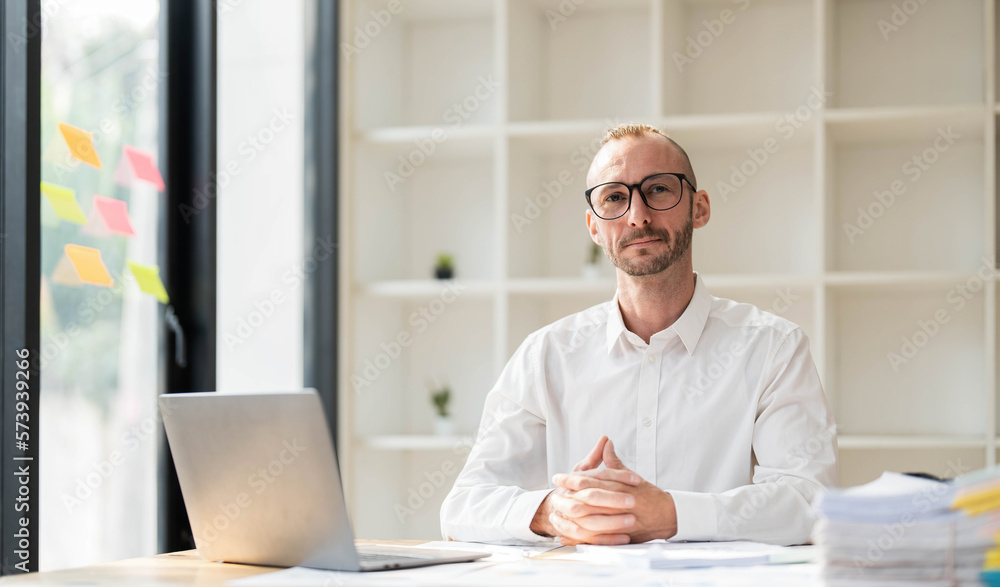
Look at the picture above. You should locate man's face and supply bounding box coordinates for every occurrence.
[585,136,708,277]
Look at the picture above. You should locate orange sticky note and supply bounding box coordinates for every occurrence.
[127,261,169,303]
[92,195,135,236]
[58,123,102,169]
[64,244,114,287]
[51,254,84,287]
[114,145,164,191]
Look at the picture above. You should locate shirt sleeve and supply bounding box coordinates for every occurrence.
[440,334,553,544]
[668,327,838,546]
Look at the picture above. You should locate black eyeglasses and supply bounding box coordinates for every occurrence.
[585,173,695,220]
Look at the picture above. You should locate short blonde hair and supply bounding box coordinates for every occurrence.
[600,122,669,145]
[599,122,697,189]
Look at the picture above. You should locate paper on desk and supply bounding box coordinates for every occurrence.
[552,540,815,569]
[434,559,656,586]
[227,561,493,587]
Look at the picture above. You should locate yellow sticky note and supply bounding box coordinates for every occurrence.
[64,244,114,287]
[127,261,169,304]
[58,122,102,169]
[40,182,88,224]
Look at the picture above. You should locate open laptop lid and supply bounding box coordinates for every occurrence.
[159,390,362,571]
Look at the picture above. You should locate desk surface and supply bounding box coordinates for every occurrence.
[2,541,820,586]
[1,540,431,586]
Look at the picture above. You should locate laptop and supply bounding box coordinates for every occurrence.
[159,390,489,571]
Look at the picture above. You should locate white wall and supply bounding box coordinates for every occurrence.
[217,1,305,392]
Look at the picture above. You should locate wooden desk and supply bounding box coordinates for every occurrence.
[1,541,432,586]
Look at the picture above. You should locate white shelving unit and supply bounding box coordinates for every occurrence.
[339,0,999,539]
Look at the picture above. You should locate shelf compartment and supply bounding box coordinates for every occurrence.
[507,0,654,122]
[350,0,496,130]
[353,143,495,282]
[829,127,985,273]
[663,0,817,115]
[506,134,610,279]
[830,0,984,109]
[688,129,819,275]
[832,287,986,436]
[351,297,495,437]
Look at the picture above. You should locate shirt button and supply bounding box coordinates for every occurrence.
[647,355,656,363]
[642,418,652,427]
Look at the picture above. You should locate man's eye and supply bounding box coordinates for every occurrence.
[603,193,624,203]
[648,184,672,194]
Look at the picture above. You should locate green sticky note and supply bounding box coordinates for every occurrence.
[127,261,170,304]
[41,181,88,224]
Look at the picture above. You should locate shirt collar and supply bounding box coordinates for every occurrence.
[605,272,712,356]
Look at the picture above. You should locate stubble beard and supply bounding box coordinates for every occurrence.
[602,213,694,277]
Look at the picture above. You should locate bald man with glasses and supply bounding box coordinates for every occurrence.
[440,123,837,547]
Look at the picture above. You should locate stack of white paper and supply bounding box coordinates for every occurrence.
[813,471,1000,586]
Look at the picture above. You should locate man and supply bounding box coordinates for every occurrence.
[440,123,837,546]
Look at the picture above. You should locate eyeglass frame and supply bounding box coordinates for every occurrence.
[584,172,697,220]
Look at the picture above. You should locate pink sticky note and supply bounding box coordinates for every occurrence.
[115,145,165,191]
[92,195,135,236]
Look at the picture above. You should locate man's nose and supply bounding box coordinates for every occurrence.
[626,186,653,227]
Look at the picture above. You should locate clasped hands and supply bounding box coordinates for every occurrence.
[530,435,678,545]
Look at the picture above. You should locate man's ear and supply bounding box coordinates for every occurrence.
[692,190,710,229]
[586,209,601,244]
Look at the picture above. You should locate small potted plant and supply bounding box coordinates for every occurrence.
[434,253,454,279]
[431,386,453,436]
[582,242,602,280]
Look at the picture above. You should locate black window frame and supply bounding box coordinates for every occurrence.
[0,0,41,575]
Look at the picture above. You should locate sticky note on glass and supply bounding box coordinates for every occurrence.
[64,244,114,287]
[40,182,88,224]
[127,261,169,303]
[114,145,165,191]
[92,195,135,236]
[51,254,84,287]
[58,122,102,169]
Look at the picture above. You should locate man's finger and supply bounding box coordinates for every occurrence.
[549,512,631,545]
[550,492,620,519]
[553,469,640,489]
[567,487,636,509]
[602,438,627,470]
[572,435,608,472]
[572,513,636,533]
[549,511,588,541]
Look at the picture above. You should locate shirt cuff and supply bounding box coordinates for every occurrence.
[502,488,555,543]
[668,490,718,541]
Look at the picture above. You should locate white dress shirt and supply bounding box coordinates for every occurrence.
[440,273,838,546]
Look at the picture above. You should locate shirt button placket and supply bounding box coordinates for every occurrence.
[636,348,659,481]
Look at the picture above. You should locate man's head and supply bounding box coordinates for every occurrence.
[585,123,710,278]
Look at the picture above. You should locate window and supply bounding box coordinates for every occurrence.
[39,0,162,570]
